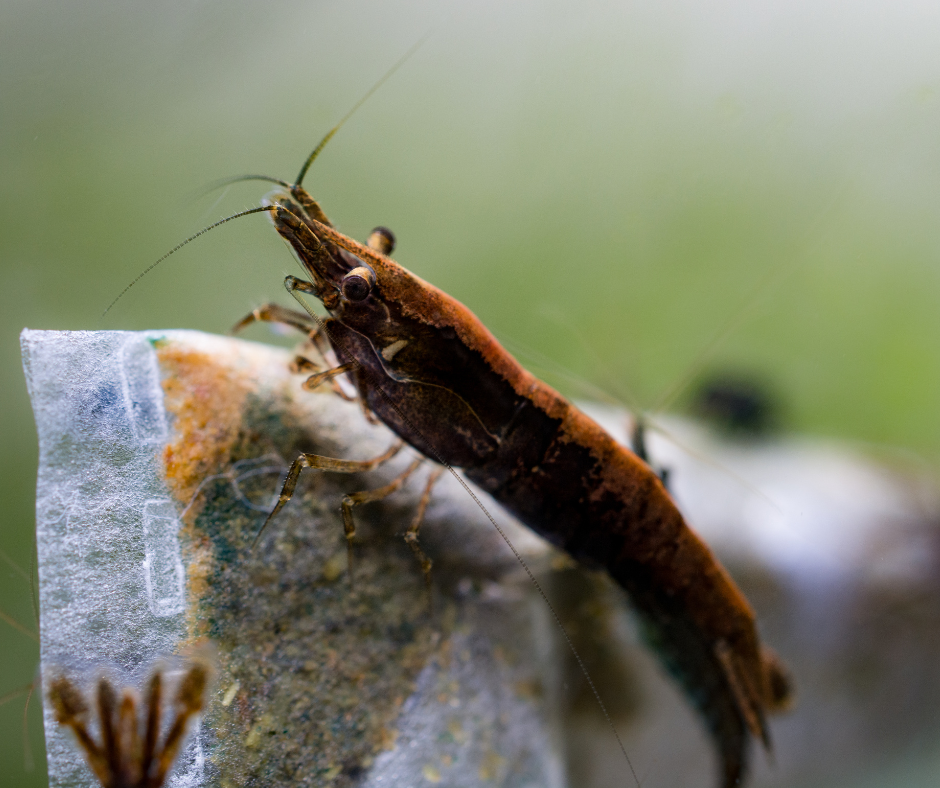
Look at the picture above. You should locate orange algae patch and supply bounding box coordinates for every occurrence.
[156,342,254,639]
[157,343,251,509]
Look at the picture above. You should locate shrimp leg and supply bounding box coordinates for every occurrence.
[255,442,403,542]
[232,304,360,401]
[341,457,424,581]
[405,466,444,586]
[230,303,319,335]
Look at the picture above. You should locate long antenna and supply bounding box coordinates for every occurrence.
[294,34,429,189]
[652,189,848,416]
[190,174,293,202]
[105,36,428,321]
[100,206,274,320]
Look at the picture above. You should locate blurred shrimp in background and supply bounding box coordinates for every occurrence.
[4,1,940,786]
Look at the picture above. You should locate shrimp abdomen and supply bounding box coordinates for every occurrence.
[465,393,773,787]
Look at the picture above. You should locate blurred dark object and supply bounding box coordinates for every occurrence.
[630,417,671,490]
[692,373,778,436]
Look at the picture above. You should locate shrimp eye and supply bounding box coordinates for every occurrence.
[342,266,376,302]
[367,226,395,256]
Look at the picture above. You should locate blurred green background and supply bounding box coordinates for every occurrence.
[3,1,940,786]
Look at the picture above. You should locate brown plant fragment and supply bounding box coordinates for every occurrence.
[48,656,211,788]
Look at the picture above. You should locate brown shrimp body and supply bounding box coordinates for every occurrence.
[268,190,789,787]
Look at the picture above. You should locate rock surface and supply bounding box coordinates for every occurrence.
[23,328,940,788]
[23,329,563,788]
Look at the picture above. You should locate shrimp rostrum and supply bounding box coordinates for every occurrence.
[245,184,792,787]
